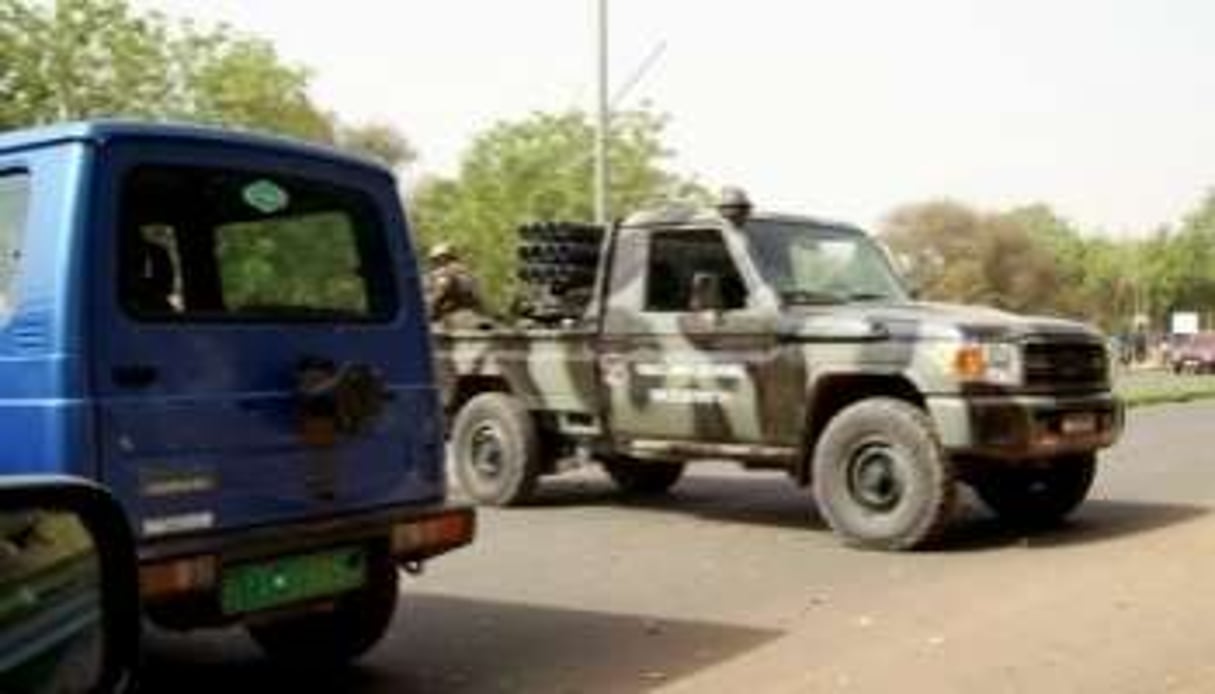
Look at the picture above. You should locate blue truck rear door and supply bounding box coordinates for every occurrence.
[87,135,445,542]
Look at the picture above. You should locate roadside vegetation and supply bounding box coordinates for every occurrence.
[1116,370,1215,408]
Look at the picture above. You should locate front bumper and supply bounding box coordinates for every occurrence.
[137,501,475,621]
[927,391,1124,460]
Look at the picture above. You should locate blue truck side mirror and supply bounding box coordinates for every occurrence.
[0,477,140,693]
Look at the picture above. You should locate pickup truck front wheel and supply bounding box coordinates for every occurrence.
[812,398,956,551]
[450,393,541,506]
[247,552,398,667]
[602,457,685,496]
[970,454,1096,527]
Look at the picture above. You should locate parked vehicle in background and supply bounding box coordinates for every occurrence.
[0,121,474,666]
[1170,332,1215,373]
[435,198,1124,551]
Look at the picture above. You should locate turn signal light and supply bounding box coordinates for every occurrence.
[953,345,987,380]
[391,511,475,558]
[140,556,217,599]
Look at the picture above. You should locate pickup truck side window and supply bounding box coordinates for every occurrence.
[645,230,747,312]
[0,173,30,318]
[119,165,397,322]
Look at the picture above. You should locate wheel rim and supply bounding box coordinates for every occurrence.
[469,422,507,481]
[846,442,905,512]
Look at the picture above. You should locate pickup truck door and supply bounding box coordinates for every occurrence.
[599,226,780,448]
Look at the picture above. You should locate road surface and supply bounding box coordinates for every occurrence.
[143,401,1215,693]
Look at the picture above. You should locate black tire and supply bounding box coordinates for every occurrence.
[970,454,1096,527]
[247,552,399,668]
[811,398,955,551]
[450,392,542,506]
[602,457,685,496]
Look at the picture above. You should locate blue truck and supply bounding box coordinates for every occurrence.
[0,121,474,665]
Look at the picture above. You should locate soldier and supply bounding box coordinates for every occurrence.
[716,186,754,228]
[425,242,489,326]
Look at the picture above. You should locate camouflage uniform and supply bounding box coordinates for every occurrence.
[425,245,489,327]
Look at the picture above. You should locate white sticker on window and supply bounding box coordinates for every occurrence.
[242,179,290,214]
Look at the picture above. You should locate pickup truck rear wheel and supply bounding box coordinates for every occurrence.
[450,393,541,506]
[247,552,398,668]
[602,457,685,496]
[970,454,1096,527]
[812,398,955,551]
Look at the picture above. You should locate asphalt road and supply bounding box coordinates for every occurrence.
[142,402,1215,693]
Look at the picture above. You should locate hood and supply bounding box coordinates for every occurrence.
[778,300,1104,343]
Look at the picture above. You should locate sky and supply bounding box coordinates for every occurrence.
[141,0,1215,235]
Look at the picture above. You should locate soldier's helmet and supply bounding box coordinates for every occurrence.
[716,186,753,215]
[428,242,457,263]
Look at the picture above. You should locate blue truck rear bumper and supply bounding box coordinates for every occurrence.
[137,500,474,622]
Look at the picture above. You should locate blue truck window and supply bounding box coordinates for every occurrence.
[0,173,30,318]
[119,165,397,322]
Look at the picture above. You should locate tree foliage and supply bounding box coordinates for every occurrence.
[878,194,1215,333]
[336,122,418,170]
[409,107,706,303]
[0,0,412,160]
[882,201,1063,315]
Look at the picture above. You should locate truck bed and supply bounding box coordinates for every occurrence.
[434,326,600,417]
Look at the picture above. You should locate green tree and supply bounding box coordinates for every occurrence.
[409,107,706,303]
[0,0,336,141]
[1142,190,1215,326]
[881,200,1064,315]
[0,0,173,126]
[337,121,418,170]
[174,29,333,141]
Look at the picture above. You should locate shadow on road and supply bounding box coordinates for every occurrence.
[140,594,781,693]
[529,468,825,532]
[519,468,1209,552]
[943,498,1209,552]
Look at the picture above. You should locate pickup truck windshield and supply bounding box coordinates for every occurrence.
[747,220,908,305]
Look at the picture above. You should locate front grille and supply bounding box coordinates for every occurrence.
[1023,341,1109,390]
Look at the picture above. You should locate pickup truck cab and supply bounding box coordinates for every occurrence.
[437,203,1122,550]
[0,121,473,664]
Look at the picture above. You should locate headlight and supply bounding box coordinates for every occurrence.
[949,341,1021,386]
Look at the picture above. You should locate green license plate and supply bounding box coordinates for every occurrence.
[220,546,367,616]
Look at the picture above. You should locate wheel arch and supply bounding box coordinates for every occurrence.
[447,375,513,422]
[796,371,927,485]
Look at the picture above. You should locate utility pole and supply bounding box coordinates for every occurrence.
[594,0,610,225]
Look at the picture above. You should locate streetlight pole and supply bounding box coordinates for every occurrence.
[594,0,610,225]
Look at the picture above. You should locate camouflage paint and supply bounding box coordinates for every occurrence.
[435,207,1124,474]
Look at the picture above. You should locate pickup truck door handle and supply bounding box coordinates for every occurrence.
[112,365,159,388]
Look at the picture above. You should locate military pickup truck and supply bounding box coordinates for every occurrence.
[435,202,1123,550]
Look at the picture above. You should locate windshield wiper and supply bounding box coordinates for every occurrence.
[780,290,843,305]
[845,292,891,302]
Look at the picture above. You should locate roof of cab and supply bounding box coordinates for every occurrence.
[622,203,866,235]
[0,120,391,174]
